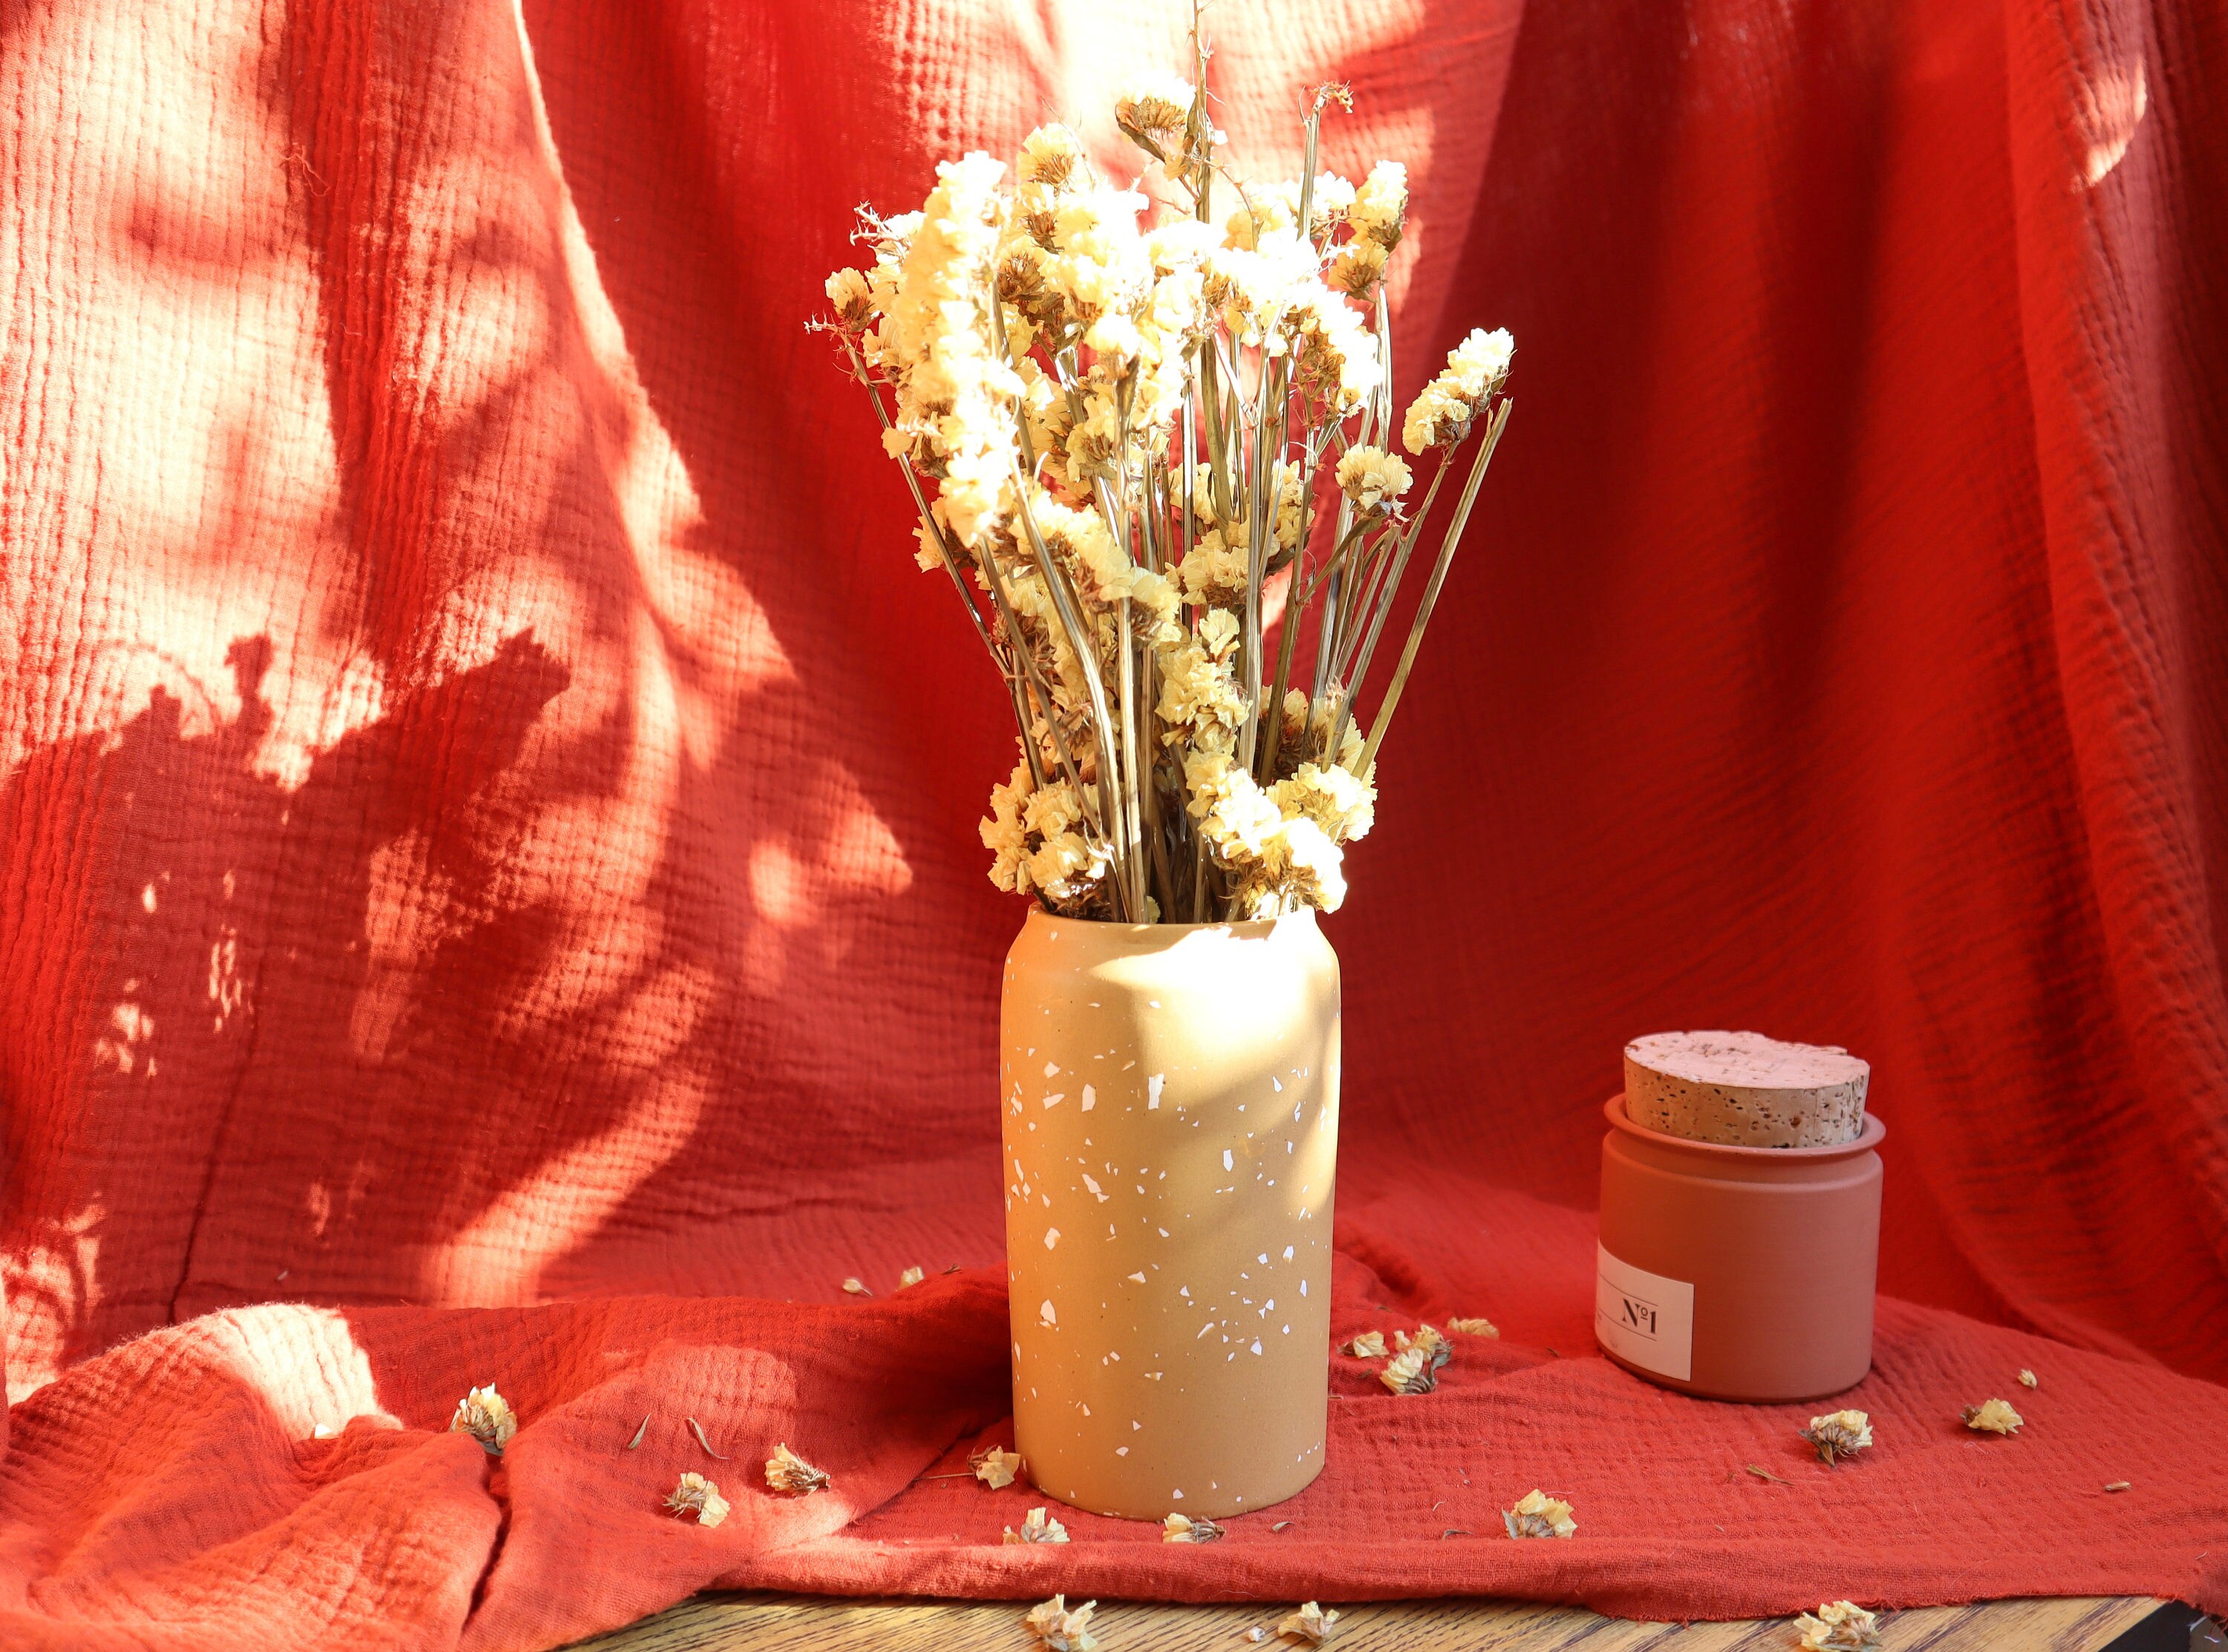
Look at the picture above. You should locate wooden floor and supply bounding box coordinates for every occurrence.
[574,1591,2167,1651]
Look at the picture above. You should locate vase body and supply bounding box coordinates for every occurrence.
[1000,907,1340,1519]
[1597,1093,1884,1403]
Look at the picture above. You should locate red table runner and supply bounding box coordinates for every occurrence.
[2,1161,2221,1650]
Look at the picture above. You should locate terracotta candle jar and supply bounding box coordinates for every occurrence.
[1001,908,1340,1519]
[1596,1093,1885,1403]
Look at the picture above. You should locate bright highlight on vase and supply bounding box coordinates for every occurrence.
[817,48,1514,924]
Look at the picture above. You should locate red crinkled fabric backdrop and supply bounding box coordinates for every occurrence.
[2,0,2224,1647]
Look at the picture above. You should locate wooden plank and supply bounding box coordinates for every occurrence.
[570,1591,2166,1651]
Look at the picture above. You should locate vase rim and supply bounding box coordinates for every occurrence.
[1603,1091,1886,1160]
[1020,905,1319,938]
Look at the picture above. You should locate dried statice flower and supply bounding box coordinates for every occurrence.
[1005,1506,1070,1544]
[1327,238,1387,298]
[1345,1331,1387,1358]
[1962,1398,2024,1434]
[1333,445,1411,518]
[1113,75,1195,166]
[1277,1601,1340,1644]
[2018,1368,2038,1388]
[971,1446,1023,1489]
[1402,327,1512,454]
[898,1266,926,1290]
[1502,1489,1576,1539]
[664,1471,731,1528]
[449,1385,516,1455]
[1018,124,1087,190]
[1800,1409,1873,1466]
[1024,1594,1100,1652]
[1347,160,1407,249]
[841,1277,873,1296]
[764,1442,830,1494]
[1793,1601,1880,1650]
[1447,1316,1499,1338]
[1163,1512,1225,1543]
[1380,1347,1436,1395]
[824,268,874,331]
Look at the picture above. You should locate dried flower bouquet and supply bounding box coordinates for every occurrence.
[818,42,1513,923]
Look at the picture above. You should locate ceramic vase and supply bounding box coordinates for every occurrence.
[1596,1093,1885,1403]
[1000,907,1341,1519]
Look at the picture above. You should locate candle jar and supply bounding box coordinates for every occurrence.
[1596,1093,1884,1403]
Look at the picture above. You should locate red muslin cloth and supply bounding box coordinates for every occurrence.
[3,1171,2224,1650]
[2,0,2224,1646]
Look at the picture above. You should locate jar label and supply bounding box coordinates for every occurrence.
[1595,1244,1693,1380]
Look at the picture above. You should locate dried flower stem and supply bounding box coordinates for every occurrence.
[1355,398,1511,773]
[1012,475,1133,918]
[842,340,1012,683]
[977,526,1101,841]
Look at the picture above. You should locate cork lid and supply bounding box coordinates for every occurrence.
[1623,1030,1870,1149]
[1624,1030,1869,1090]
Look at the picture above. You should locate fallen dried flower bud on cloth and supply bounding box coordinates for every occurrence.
[1801,1409,1874,1465]
[448,1385,515,1455]
[685,1417,729,1459]
[1380,1347,1436,1394]
[1503,1489,1576,1538]
[764,1442,830,1493]
[1278,1601,1340,1643]
[1025,1595,1099,1651]
[1447,1316,1499,1337]
[971,1446,1023,1489]
[2105,1480,2131,1492]
[898,1266,925,1290]
[1963,1398,2024,1434]
[841,1278,872,1296]
[1793,1600,1881,1649]
[1393,1325,1453,1370]
[1345,1332,1387,1358]
[1745,1463,1791,1484]
[663,1472,730,1528]
[1163,1512,1225,1543]
[624,1414,649,1449]
[1006,1506,1070,1544]
[2019,1368,2039,1388]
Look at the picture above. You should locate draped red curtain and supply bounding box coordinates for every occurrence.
[1,0,2224,1639]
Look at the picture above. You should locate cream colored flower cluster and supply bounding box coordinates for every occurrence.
[823,63,1515,923]
[980,761,1113,912]
[1401,324,1514,455]
[1153,614,1375,920]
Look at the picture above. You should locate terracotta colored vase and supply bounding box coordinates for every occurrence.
[1001,907,1341,1519]
[1596,1093,1885,1403]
